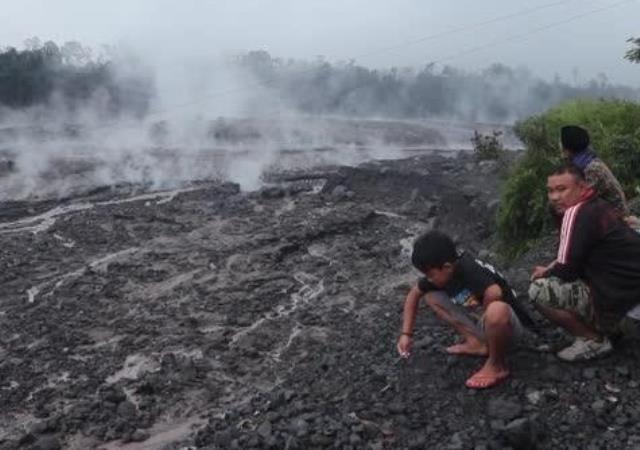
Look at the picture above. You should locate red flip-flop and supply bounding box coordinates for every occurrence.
[465,371,510,390]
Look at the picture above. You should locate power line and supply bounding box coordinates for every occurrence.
[354,0,579,61]
[431,0,637,65]
[80,0,637,130]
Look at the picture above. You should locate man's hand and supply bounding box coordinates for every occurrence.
[530,265,547,281]
[624,215,640,228]
[397,334,412,358]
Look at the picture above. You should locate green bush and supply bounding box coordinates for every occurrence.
[497,98,640,257]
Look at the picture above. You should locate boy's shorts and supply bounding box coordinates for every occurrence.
[426,291,530,342]
[528,277,593,325]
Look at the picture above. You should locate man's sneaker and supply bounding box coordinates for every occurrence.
[557,337,613,361]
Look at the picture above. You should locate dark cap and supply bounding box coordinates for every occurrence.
[560,125,590,152]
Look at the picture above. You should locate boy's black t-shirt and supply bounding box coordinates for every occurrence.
[417,252,533,327]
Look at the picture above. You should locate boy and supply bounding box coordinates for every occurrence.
[397,230,533,389]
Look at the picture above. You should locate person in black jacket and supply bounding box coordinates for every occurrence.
[529,164,640,361]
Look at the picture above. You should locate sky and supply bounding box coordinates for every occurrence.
[0,0,638,85]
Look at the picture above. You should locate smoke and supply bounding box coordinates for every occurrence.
[4,41,635,201]
[0,44,280,200]
[0,43,457,201]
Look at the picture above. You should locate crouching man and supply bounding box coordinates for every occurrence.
[530,164,640,361]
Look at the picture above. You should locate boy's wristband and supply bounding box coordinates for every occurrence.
[401,332,413,337]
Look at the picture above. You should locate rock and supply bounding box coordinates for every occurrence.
[582,367,597,380]
[130,429,150,442]
[257,420,273,439]
[408,435,427,448]
[260,187,286,198]
[616,366,630,377]
[284,436,301,450]
[526,391,543,406]
[29,421,49,435]
[501,417,538,450]
[290,418,309,437]
[413,335,434,349]
[388,402,406,414]
[33,435,61,450]
[461,185,477,200]
[591,400,607,412]
[116,400,137,418]
[542,364,565,381]
[487,397,522,421]
[331,185,350,200]
[448,432,465,449]
[349,433,362,445]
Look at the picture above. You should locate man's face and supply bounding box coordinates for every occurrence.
[423,263,454,289]
[547,172,586,214]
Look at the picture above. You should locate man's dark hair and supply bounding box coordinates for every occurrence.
[549,163,586,182]
[560,125,590,153]
[411,230,457,270]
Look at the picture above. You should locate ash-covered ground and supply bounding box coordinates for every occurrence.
[1,146,640,450]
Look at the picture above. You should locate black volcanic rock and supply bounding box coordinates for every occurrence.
[0,151,639,449]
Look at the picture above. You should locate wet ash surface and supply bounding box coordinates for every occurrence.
[1,152,640,449]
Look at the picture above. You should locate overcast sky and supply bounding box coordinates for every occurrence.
[1,0,638,85]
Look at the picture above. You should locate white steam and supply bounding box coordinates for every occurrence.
[0,45,510,202]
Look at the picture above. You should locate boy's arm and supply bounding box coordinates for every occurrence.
[400,285,423,335]
[397,285,423,357]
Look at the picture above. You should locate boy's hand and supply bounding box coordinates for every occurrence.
[397,334,412,358]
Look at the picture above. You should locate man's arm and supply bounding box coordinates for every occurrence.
[546,203,597,281]
[531,260,556,281]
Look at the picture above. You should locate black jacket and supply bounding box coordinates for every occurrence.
[546,196,640,328]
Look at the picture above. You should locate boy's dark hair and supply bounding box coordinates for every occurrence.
[411,230,457,270]
[549,163,586,182]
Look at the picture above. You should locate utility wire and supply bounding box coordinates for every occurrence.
[354,0,579,61]
[75,0,638,130]
[431,0,637,65]
[140,0,638,120]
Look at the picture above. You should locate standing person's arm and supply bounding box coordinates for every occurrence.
[397,285,423,357]
[585,162,629,217]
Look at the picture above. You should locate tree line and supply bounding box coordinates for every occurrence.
[0,38,637,123]
[0,39,153,117]
[237,50,639,123]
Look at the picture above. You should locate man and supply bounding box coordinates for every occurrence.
[529,164,640,361]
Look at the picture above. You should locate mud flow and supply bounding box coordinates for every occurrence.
[1,132,640,449]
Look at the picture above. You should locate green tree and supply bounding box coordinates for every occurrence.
[626,37,640,63]
[497,99,640,258]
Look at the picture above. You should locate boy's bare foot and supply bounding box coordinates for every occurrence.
[446,340,488,356]
[465,365,510,389]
